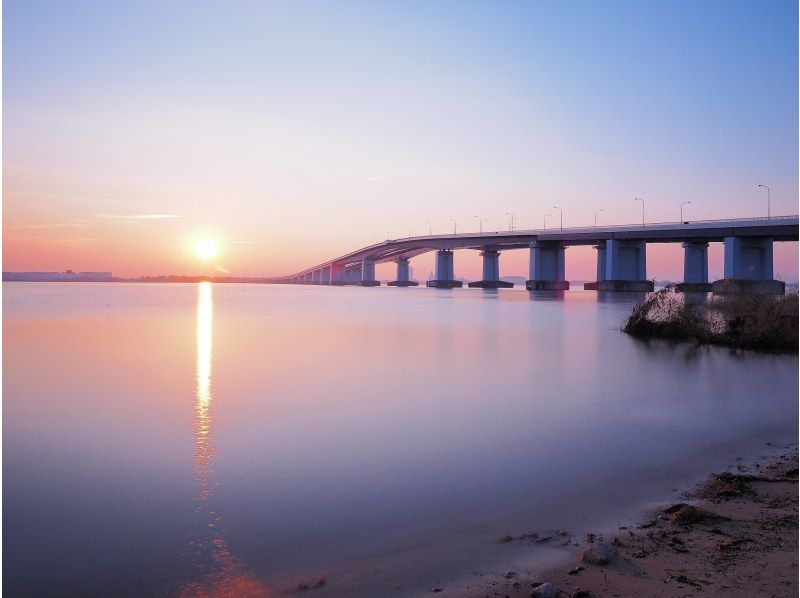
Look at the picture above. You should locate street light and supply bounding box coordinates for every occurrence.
[505,212,516,232]
[544,213,551,229]
[450,218,457,234]
[404,226,411,238]
[475,216,486,234]
[680,201,691,223]
[635,197,645,225]
[758,184,771,218]
[425,221,433,236]
[594,208,604,229]
[553,205,563,229]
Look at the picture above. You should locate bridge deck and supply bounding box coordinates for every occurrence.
[284,216,799,278]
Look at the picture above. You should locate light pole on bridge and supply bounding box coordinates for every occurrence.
[553,206,563,229]
[594,208,603,229]
[635,197,645,225]
[505,212,516,232]
[681,201,691,223]
[758,184,771,218]
[450,218,457,234]
[404,226,411,238]
[475,216,486,234]
[425,221,433,236]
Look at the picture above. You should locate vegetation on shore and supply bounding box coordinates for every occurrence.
[623,285,798,353]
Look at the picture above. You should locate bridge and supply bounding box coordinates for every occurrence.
[278,216,799,294]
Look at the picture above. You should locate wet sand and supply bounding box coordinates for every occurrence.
[463,445,798,597]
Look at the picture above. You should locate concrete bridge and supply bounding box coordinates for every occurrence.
[279,216,799,293]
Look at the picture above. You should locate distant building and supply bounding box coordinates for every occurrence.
[3,271,113,282]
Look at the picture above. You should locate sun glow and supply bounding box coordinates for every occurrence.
[194,238,218,260]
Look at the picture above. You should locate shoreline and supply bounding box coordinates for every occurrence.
[458,443,798,597]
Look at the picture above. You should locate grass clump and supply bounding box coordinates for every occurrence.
[623,285,798,353]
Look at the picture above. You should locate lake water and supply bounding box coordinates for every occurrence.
[3,282,798,596]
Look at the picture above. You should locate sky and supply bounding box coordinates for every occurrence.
[3,0,798,280]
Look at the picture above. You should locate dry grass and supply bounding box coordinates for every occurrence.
[623,285,798,353]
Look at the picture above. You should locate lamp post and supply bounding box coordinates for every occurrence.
[404,226,411,238]
[425,221,433,236]
[553,205,563,229]
[450,218,457,234]
[758,184,771,218]
[680,201,691,223]
[594,208,603,229]
[475,216,486,234]
[543,213,551,230]
[505,212,516,232]
[635,197,645,225]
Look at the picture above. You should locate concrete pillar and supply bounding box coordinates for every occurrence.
[526,241,568,290]
[469,248,512,288]
[436,250,453,281]
[330,263,345,285]
[676,242,710,291]
[397,258,410,282]
[347,264,362,285]
[585,239,652,291]
[427,250,462,288]
[482,249,500,281]
[595,243,607,282]
[359,258,379,286]
[312,270,321,284]
[713,237,783,294]
[388,257,419,287]
[606,239,646,281]
[320,267,331,285]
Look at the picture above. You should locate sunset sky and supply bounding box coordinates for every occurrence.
[3,0,798,280]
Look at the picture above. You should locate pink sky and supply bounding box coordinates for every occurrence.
[3,2,798,281]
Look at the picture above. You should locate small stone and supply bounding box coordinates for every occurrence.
[581,542,618,566]
[673,544,688,553]
[431,588,442,593]
[632,549,647,558]
[504,571,517,579]
[530,582,558,598]
[499,535,514,543]
[574,590,592,598]
[568,566,585,575]
[512,580,521,588]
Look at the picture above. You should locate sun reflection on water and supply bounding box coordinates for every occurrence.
[181,282,268,598]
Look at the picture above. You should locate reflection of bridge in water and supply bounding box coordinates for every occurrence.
[279,216,798,294]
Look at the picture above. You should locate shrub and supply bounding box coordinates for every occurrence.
[623,286,798,353]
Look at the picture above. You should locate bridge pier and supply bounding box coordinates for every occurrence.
[469,248,513,288]
[388,257,419,286]
[526,241,569,290]
[427,249,462,288]
[330,263,345,286]
[311,269,321,285]
[320,267,331,285]
[676,242,711,292]
[359,258,380,286]
[712,236,784,294]
[584,240,653,292]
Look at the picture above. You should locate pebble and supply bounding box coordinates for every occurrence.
[530,582,558,598]
[582,541,618,566]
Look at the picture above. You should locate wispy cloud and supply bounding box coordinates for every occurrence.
[8,220,94,229]
[93,214,182,220]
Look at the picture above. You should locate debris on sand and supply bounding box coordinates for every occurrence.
[665,503,721,526]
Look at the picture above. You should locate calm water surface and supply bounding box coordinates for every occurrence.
[4,282,798,596]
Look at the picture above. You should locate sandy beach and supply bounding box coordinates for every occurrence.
[461,445,798,597]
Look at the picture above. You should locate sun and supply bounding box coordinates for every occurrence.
[194,238,218,260]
